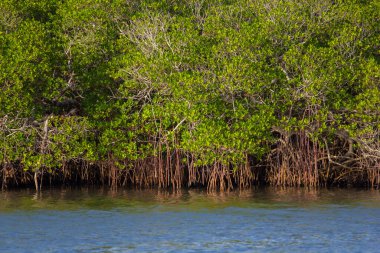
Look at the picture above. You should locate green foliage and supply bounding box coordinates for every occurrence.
[0,0,378,180]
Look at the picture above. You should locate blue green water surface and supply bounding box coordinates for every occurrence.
[1,188,380,252]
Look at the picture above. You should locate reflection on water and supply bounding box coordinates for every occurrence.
[1,187,380,212]
[1,187,380,252]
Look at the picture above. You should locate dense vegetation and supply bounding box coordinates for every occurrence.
[1,0,379,190]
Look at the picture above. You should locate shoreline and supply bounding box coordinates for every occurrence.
[1,162,378,191]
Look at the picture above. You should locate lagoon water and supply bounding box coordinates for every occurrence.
[1,188,380,252]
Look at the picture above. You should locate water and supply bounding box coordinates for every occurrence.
[1,188,380,252]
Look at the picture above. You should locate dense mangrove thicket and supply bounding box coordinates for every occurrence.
[0,0,379,190]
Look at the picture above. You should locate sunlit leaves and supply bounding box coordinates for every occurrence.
[0,0,378,175]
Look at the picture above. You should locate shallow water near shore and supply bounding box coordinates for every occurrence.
[1,187,380,252]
